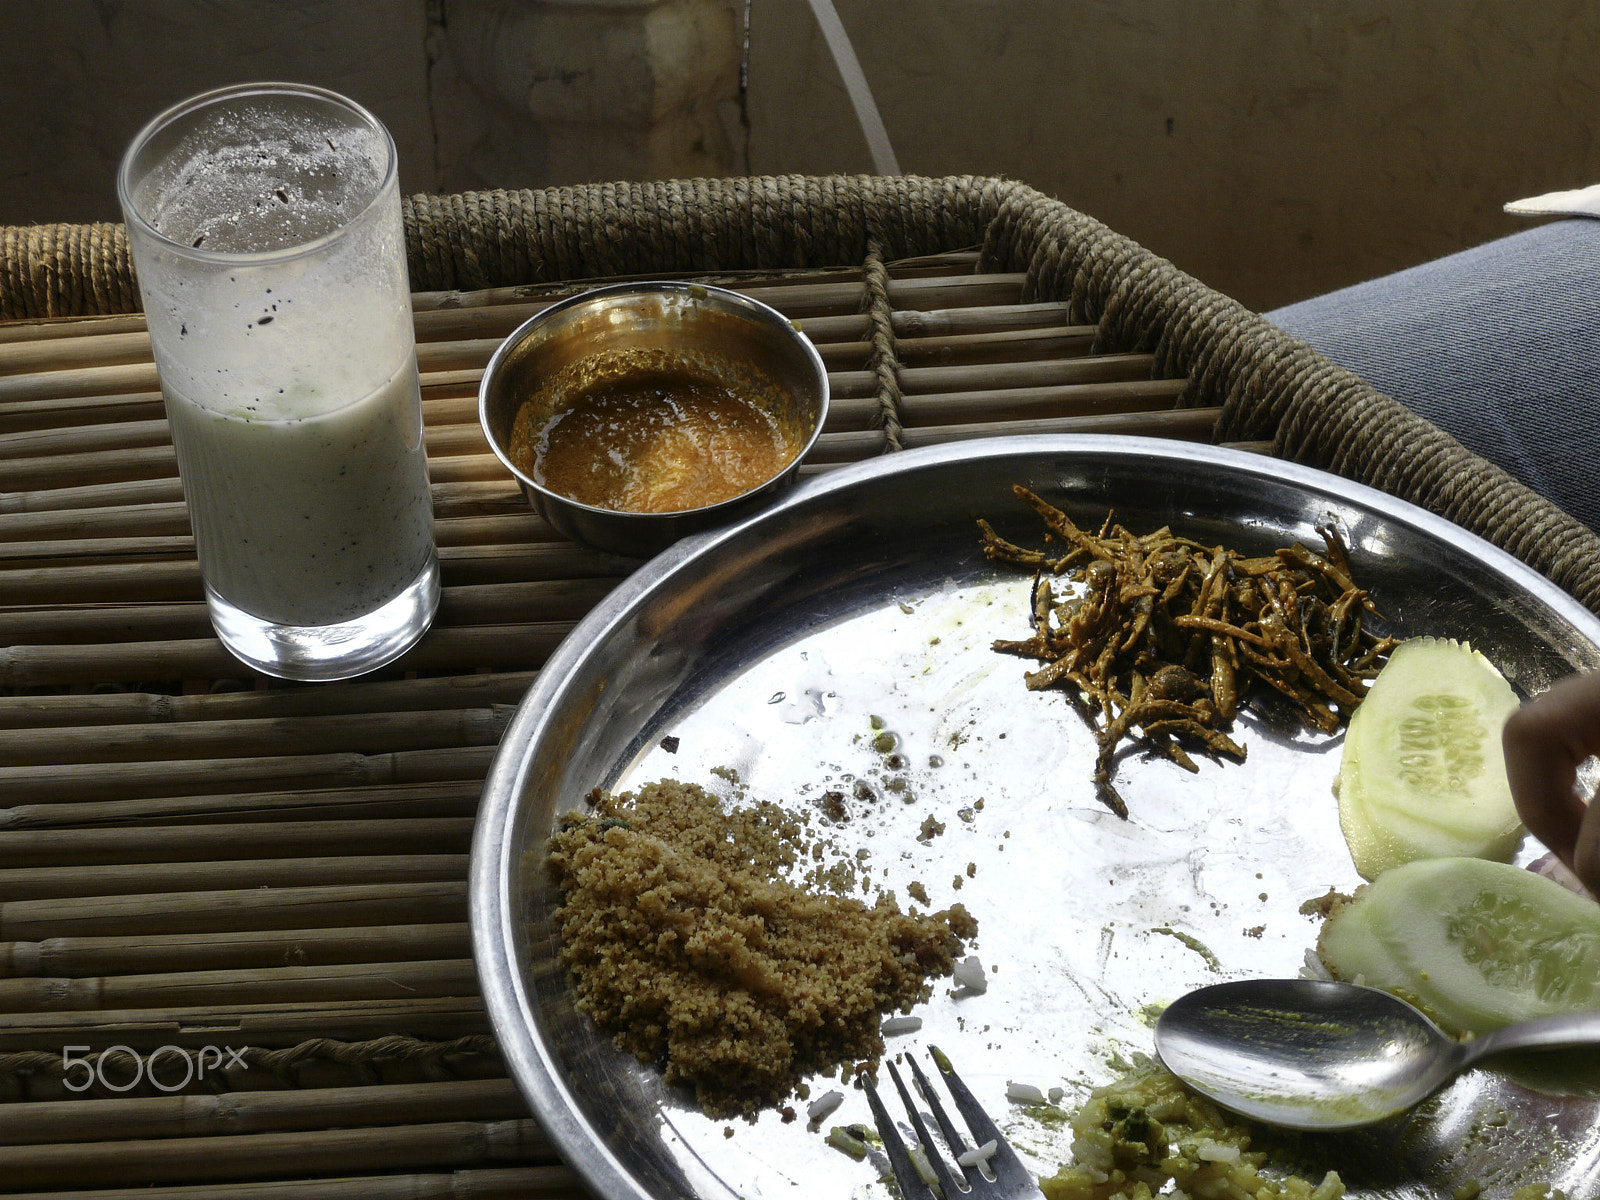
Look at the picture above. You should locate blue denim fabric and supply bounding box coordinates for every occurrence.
[1266,219,1600,533]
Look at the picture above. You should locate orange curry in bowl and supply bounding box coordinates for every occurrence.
[506,346,806,515]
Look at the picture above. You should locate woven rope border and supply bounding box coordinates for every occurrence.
[0,222,138,321]
[2,173,1596,612]
[861,238,905,451]
[968,183,1600,614]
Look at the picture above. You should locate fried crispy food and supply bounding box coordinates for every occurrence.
[979,486,1397,816]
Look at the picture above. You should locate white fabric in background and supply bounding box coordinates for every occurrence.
[1506,184,1600,218]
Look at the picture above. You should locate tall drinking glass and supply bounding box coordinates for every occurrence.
[118,83,439,681]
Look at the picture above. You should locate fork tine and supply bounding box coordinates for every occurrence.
[903,1055,983,1175]
[925,1045,1043,1197]
[860,1066,939,1200]
[888,1059,970,1199]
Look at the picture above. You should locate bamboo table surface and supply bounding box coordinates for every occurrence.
[0,250,1231,1198]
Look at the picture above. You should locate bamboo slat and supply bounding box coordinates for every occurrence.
[0,475,184,515]
[0,273,1032,405]
[1,923,470,976]
[0,313,149,345]
[0,1165,589,1200]
[0,499,190,541]
[0,996,488,1050]
[0,745,498,805]
[0,623,573,688]
[0,708,513,767]
[0,671,538,730]
[0,958,479,1012]
[0,543,625,608]
[0,355,1159,462]
[0,854,471,901]
[0,393,477,463]
[0,881,469,939]
[0,251,1213,1200]
[0,1077,525,1145]
[0,780,487,829]
[0,582,599,644]
[0,329,150,378]
[0,1117,552,1189]
[0,820,475,868]
[0,1032,506,1106]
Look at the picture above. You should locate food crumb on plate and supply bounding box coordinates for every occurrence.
[826,1125,869,1159]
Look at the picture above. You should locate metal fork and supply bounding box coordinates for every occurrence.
[861,1046,1048,1200]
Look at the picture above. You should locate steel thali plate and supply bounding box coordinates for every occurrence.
[470,435,1600,1200]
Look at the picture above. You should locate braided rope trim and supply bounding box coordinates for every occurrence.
[861,239,905,452]
[3,174,1596,612]
[400,175,1017,294]
[970,185,1600,615]
[0,174,1015,315]
[0,223,138,321]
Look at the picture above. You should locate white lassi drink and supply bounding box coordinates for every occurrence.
[119,84,440,679]
[164,360,434,628]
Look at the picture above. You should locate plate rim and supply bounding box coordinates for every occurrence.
[469,433,1600,1200]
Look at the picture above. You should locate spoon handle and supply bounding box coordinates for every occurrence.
[1464,1009,1600,1065]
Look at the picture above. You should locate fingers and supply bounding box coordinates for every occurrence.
[1572,793,1600,897]
[1502,670,1600,894]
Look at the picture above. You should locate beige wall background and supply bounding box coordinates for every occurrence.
[3,0,1594,312]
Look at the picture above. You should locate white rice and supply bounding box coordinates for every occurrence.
[1007,1081,1048,1104]
[807,1090,844,1124]
[952,955,989,993]
[958,1139,999,1168]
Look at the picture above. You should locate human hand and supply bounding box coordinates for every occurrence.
[1502,670,1600,896]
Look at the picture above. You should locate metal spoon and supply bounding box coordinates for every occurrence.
[1153,978,1600,1131]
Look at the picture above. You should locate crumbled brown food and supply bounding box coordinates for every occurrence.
[979,488,1397,816]
[546,779,978,1118]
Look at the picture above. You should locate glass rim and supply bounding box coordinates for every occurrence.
[116,81,400,266]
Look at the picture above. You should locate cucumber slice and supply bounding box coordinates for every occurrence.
[1318,856,1600,1035]
[1336,637,1521,879]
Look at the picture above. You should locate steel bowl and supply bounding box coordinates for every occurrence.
[478,281,829,558]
